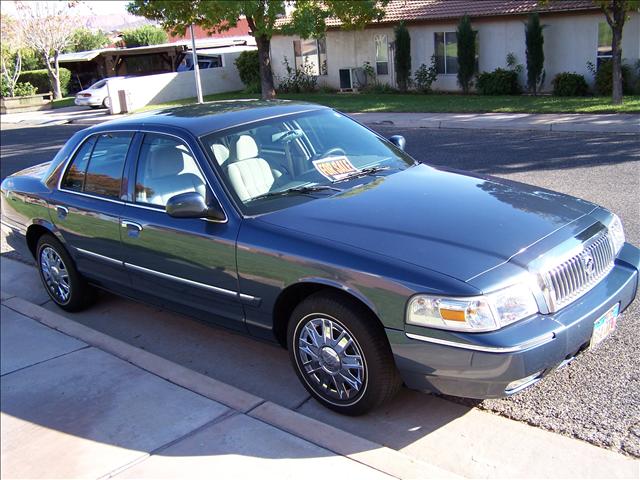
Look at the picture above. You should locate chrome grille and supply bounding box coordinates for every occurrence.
[541,230,614,312]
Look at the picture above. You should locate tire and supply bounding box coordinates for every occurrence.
[287,291,401,415]
[102,97,110,109]
[36,234,96,312]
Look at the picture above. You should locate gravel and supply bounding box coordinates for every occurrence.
[373,126,640,457]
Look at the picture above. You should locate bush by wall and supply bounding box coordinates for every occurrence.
[234,50,261,93]
[278,57,317,93]
[552,72,589,96]
[476,68,521,95]
[593,60,632,96]
[18,68,71,96]
[1,80,38,98]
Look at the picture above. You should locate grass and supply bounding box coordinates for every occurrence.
[52,97,75,109]
[136,91,640,114]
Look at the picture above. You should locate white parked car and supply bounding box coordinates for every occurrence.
[74,77,125,109]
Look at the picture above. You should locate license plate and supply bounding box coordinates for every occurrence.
[590,303,619,348]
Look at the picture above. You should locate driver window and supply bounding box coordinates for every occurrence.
[135,134,208,208]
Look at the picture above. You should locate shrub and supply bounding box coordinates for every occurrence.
[525,13,545,94]
[394,22,411,92]
[119,25,167,48]
[592,60,633,95]
[552,72,589,96]
[234,50,260,92]
[456,14,476,94]
[476,68,521,95]
[277,57,317,93]
[414,55,438,93]
[18,68,71,96]
[1,81,38,98]
[360,82,397,94]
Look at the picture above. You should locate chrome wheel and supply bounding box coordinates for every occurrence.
[40,246,71,304]
[297,316,366,403]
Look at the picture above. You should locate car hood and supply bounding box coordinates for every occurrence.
[258,165,597,281]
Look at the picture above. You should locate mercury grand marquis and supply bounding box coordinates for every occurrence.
[2,101,638,415]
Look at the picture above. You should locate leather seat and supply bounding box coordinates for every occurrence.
[226,135,275,202]
[137,145,206,206]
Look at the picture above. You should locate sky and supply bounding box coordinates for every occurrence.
[1,1,132,16]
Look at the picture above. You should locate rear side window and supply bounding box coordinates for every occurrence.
[60,137,95,191]
[61,132,133,199]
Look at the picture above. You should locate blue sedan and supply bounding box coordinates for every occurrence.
[1,101,638,415]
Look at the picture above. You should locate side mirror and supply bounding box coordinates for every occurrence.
[166,192,226,221]
[388,135,406,151]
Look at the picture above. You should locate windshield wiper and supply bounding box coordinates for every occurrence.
[249,185,342,202]
[334,166,391,183]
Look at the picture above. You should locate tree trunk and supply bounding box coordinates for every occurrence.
[256,34,276,100]
[42,52,61,99]
[611,28,623,105]
[53,51,62,100]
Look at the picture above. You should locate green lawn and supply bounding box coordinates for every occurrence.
[52,97,75,109]
[137,91,640,114]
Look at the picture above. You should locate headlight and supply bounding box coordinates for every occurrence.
[608,214,625,254]
[407,283,538,332]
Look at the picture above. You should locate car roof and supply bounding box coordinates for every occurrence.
[90,100,330,137]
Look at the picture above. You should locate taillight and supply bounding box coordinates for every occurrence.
[78,93,92,97]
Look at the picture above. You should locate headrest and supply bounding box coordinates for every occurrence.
[235,135,258,161]
[211,144,230,165]
[149,146,184,178]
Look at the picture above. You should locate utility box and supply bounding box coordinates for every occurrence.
[118,90,130,113]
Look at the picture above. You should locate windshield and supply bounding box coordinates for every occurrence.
[201,109,415,215]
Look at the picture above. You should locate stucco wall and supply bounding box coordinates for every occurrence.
[107,51,247,113]
[270,11,639,92]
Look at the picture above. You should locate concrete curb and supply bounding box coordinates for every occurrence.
[1,293,459,480]
[362,119,640,134]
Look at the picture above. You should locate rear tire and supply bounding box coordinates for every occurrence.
[287,291,401,415]
[102,97,110,109]
[36,234,96,312]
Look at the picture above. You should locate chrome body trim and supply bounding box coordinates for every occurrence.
[121,220,143,231]
[75,247,123,266]
[405,331,555,353]
[124,262,259,303]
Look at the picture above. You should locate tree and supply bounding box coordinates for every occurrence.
[67,28,110,53]
[16,1,77,99]
[597,0,638,104]
[1,14,23,98]
[119,25,168,48]
[128,1,387,99]
[394,22,411,92]
[456,15,475,94]
[525,13,545,95]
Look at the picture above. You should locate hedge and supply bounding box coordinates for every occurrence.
[476,68,521,95]
[18,68,71,96]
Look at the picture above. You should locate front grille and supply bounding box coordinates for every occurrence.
[541,230,614,312]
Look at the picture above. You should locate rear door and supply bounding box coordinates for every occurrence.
[49,131,134,286]
[119,131,245,332]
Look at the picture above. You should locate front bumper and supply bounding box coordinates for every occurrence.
[387,242,639,399]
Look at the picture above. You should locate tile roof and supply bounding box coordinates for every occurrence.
[276,1,599,28]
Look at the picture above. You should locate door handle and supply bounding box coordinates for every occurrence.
[56,205,68,219]
[121,220,143,232]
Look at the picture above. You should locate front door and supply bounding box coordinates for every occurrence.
[119,132,245,331]
[50,131,134,287]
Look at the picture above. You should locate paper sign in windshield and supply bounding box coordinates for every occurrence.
[312,156,358,182]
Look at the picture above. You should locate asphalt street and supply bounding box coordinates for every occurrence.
[1,123,639,457]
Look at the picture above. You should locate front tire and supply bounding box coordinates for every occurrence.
[287,291,401,415]
[36,234,95,312]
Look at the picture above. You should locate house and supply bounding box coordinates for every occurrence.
[270,0,640,92]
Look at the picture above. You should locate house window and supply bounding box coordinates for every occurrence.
[375,34,389,75]
[597,21,612,68]
[434,32,458,75]
[293,38,327,75]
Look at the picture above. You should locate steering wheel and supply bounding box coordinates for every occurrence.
[313,147,346,160]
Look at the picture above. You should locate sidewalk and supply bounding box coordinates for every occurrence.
[350,112,640,134]
[0,289,452,479]
[2,105,638,133]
